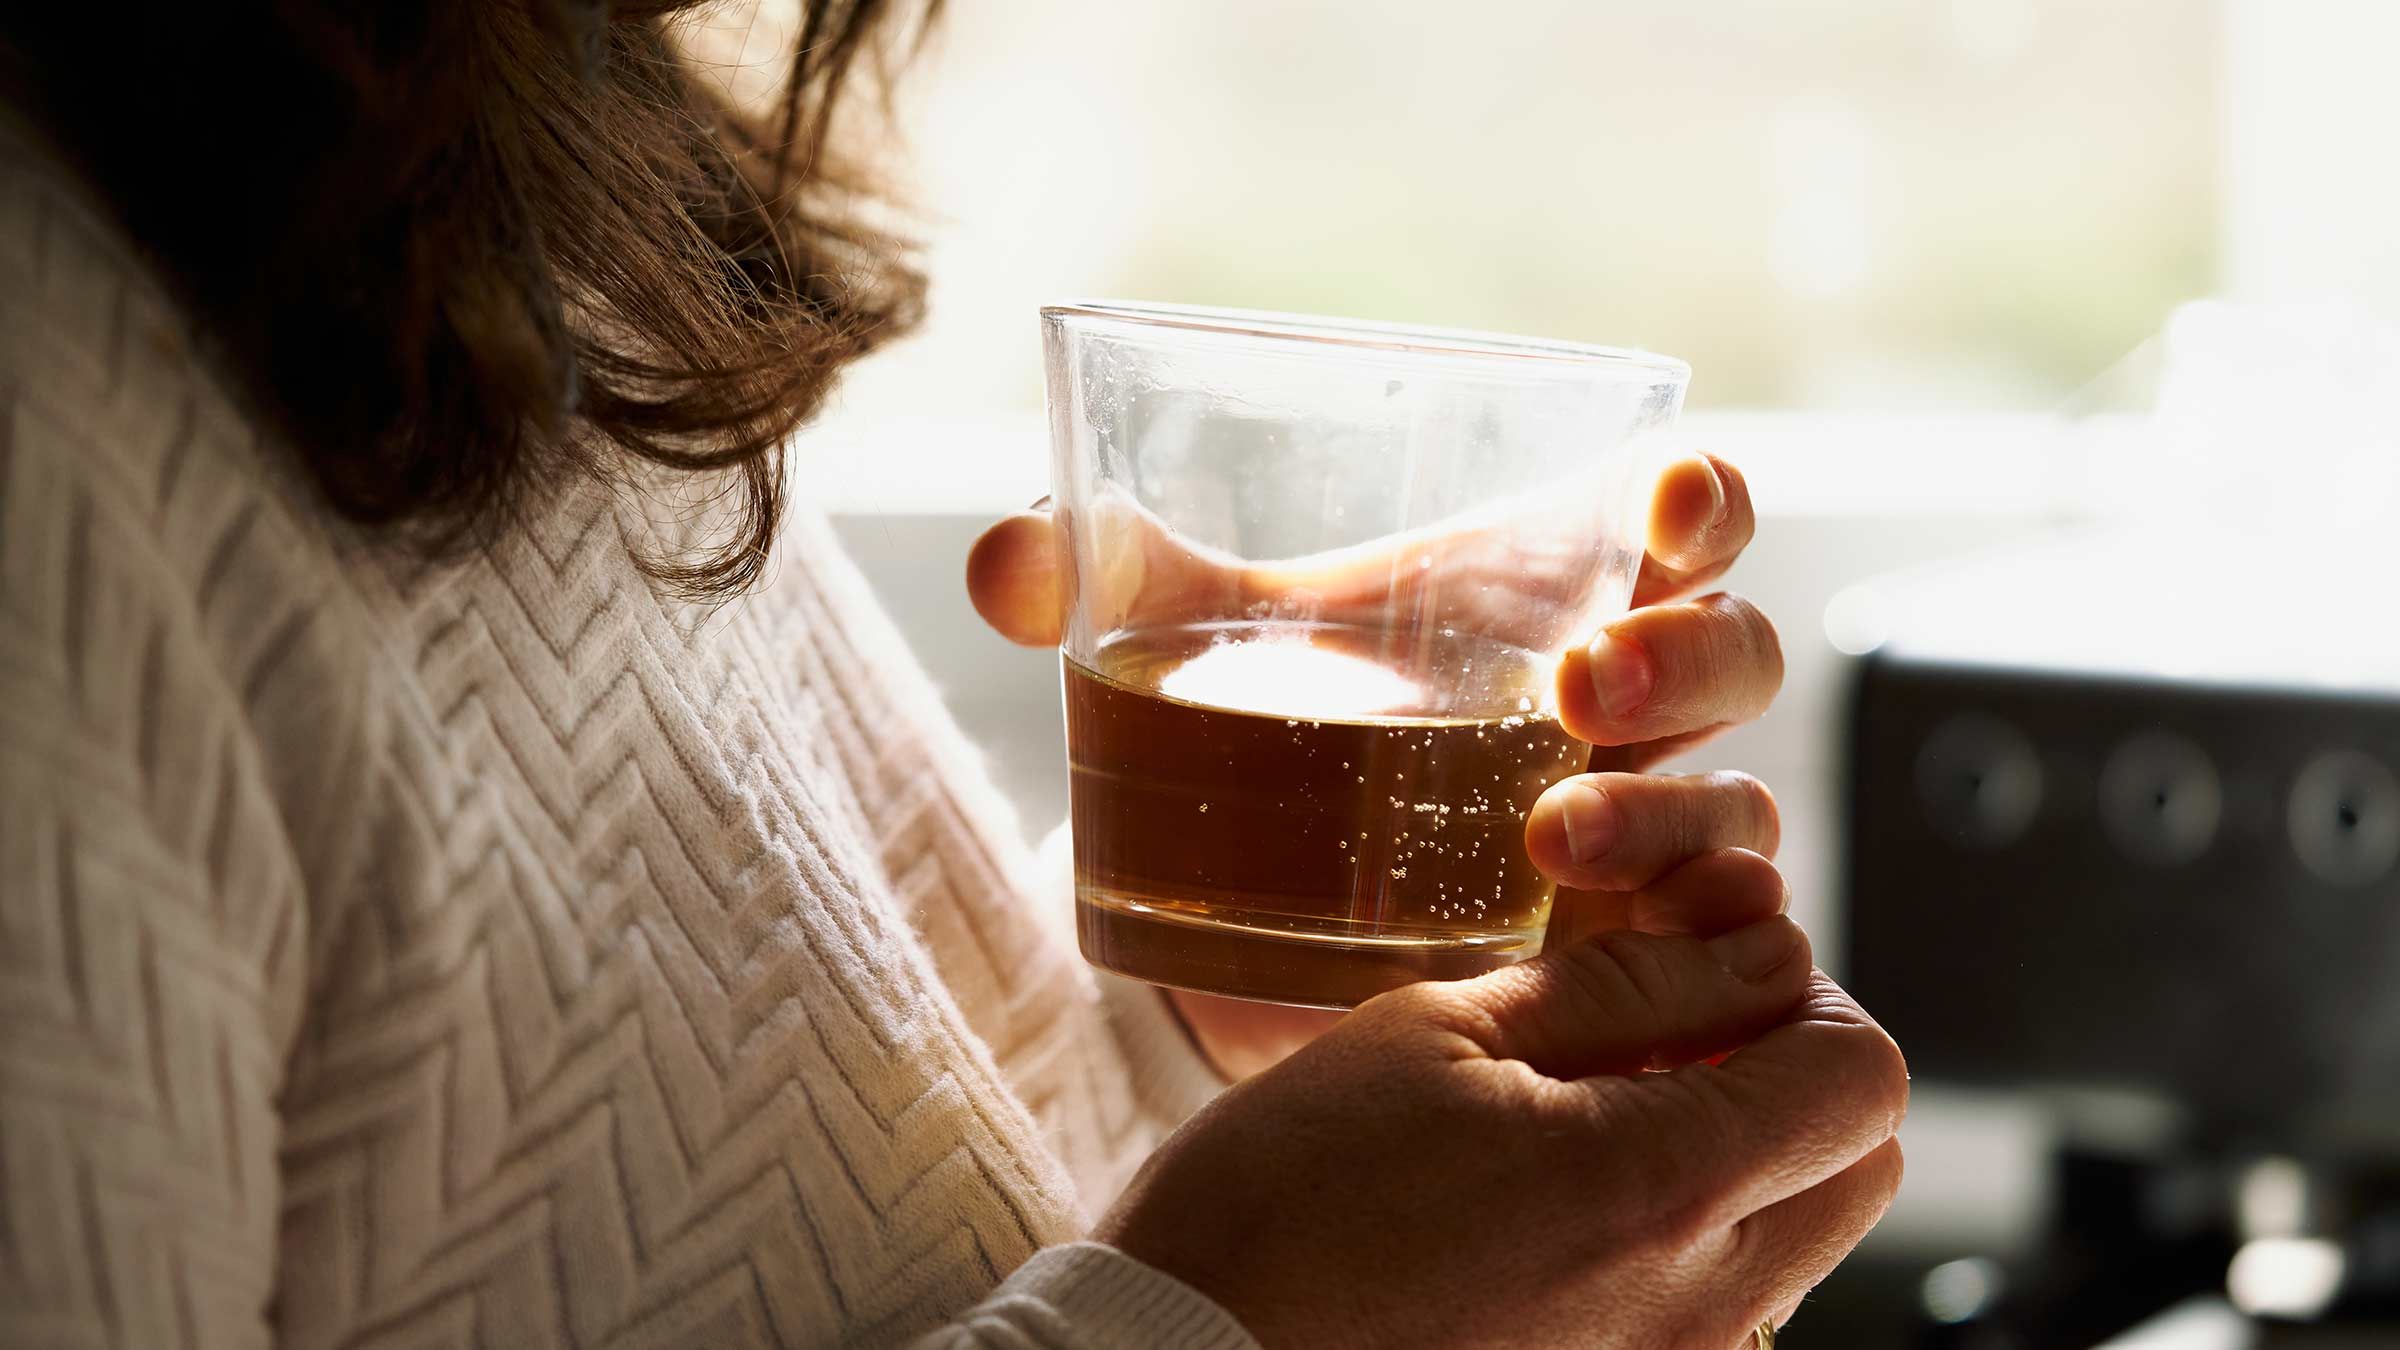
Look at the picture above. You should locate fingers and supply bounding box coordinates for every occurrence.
[1525,771,1781,894]
[1730,1136,1905,1325]
[1597,973,1909,1228]
[1541,845,1787,951]
[1556,592,1783,748]
[966,509,1065,647]
[971,495,1251,644]
[1409,915,1813,1081]
[1632,453,1755,608]
[974,455,1763,661]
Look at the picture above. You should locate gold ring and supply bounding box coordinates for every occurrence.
[1751,1318,1777,1349]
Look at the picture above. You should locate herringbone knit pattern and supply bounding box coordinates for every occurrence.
[0,122,1232,1348]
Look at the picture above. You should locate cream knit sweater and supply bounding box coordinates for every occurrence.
[0,122,1250,1348]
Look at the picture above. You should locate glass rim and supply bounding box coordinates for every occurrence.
[1042,299,1690,381]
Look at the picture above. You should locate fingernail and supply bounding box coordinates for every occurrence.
[1698,457,1728,525]
[1707,919,1801,982]
[1558,781,1619,864]
[1586,633,1655,720]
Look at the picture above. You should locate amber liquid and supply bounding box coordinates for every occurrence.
[1067,622,1586,1007]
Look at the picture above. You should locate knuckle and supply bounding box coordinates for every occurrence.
[1821,1019,1911,1131]
[1722,591,1782,654]
[1867,1026,1913,1124]
[1344,983,1512,1073]
[1546,939,1640,1026]
[1571,934,1683,1039]
[1710,848,1795,924]
[1706,771,1782,850]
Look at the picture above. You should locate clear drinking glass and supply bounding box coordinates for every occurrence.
[1045,302,1688,1008]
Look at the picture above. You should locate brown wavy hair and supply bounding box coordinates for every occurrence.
[1,0,933,596]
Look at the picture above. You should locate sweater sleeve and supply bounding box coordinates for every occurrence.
[909,1243,1260,1350]
[0,252,309,1344]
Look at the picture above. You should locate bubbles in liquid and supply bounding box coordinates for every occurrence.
[1068,621,1585,1000]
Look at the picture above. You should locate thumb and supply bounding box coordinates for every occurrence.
[1431,913,1812,1080]
[965,505,1065,647]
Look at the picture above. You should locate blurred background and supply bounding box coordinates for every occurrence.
[791,1,2400,1345]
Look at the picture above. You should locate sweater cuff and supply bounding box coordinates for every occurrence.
[978,1242,1260,1350]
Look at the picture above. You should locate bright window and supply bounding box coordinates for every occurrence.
[799,0,2397,525]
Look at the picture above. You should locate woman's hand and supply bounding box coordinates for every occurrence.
[1529,454,1783,949]
[1098,860,1908,1348]
[967,455,1783,1077]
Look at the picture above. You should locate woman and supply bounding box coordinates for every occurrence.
[0,3,1903,1346]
